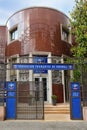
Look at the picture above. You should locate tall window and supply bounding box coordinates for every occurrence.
[62,28,69,42]
[10,27,18,41]
[61,24,71,43]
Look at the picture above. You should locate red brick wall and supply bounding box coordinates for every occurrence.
[6,40,21,56]
[7,7,73,56]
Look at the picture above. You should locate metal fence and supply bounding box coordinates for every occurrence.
[0,82,5,106]
[1,55,87,118]
[16,81,44,120]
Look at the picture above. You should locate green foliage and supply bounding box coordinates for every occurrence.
[51,95,57,99]
[70,0,87,58]
[69,0,87,82]
[71,65,81,82]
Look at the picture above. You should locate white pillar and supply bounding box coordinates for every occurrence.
[6,59,10,81]
[61,56,65,103]
[48,52,52,104]
[29,53,33,81]
[29,53,34,95]
[16,54,19,81]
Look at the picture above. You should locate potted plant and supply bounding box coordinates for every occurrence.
[51,95,57,106]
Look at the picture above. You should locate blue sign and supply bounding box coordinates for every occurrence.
[6,82,16,119]
[8,92,16,97]
[71,98,82,119]
[33,56,48,73]
[70,82,82,120]
[12,63,74,70]
[71,82,80,91]
[6,82,16,91]
[6,98,16,119]
[33,56,47,63]
[72,91,80,97]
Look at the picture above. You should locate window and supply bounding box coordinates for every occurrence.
[62,28,69,42]
[61,24,71,44]
[10,27,18,41]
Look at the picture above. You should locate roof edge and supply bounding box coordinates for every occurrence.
[6,6,69,24]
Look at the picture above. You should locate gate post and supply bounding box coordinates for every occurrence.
[70,82,83,120]
[6,82,16,119]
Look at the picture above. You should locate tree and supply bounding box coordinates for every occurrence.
[69,0,87,82]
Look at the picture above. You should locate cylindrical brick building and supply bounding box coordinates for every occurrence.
[6,7,72,103]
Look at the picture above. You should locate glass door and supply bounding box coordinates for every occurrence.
[42,78,47,101]
[34,77,47,101]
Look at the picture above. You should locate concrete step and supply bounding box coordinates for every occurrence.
[45,111,70,114]
[44,104,70,114]
[16,103,70,115]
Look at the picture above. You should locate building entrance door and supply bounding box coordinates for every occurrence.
[35,77,47,101]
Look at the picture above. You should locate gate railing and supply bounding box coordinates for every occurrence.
[0,82,5,106]
[16,81,44,120]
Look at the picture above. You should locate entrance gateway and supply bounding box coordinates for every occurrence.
[13,63,74,103]
[6,63,74,119]
[5,63,73,120]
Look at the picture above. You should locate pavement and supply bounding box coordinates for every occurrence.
[0,113,87,130]
[0,120,87,130]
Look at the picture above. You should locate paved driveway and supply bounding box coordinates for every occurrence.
[0,121,87,130]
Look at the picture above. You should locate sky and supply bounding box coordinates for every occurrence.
[0,0,75,25]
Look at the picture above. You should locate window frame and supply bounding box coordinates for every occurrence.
[60,24,72,44]
[9,26,18,41]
